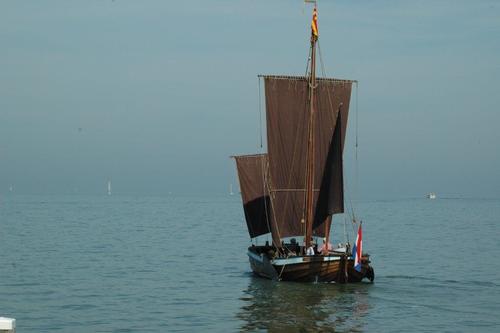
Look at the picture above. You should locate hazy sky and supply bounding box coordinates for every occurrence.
[1,0,499,198]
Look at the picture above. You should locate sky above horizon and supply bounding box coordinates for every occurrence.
[1,0,499,199]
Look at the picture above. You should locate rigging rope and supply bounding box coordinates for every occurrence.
[355,81,359,208]
[318,40,361,244]
[352,82,360,239]
[258,77,272,245]
[258,77,263,149]
[258,77,292,255]
[318,42,327,80]
[305,40,312,77]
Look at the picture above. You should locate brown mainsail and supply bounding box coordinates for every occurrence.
[263,76,352,239]
[232,4,374,283]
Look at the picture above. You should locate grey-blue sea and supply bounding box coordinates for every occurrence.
[0,194,499,332]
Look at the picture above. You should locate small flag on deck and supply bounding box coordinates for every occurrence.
[352,223,363,272]
[311,6,319,39]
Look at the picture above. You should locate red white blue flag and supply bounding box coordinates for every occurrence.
[352,223,363,272]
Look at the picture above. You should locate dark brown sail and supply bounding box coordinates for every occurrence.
[263,76,352,238]
[264,77,308,238]
[312,81,352,234]
[234,154,272,238]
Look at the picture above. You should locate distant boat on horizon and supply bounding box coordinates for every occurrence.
[427,192,436,199]
[229,183,234,196]
[107,181,112,196]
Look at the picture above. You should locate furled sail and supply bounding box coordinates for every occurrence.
[263,75,352,238]
[234,154,272,238]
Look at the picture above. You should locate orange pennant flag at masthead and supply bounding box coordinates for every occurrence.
[311,7,318,39]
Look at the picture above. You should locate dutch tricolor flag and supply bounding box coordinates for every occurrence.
[352,222,363,272]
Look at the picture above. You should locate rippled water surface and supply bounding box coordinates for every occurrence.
[1,195,499,332]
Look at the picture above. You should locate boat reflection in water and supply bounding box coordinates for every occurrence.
[237,276,371,332]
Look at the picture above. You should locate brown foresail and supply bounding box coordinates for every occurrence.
[234,154,272,238]
[263,76,352,238]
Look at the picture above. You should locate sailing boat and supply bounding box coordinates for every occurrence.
[233,5,374,283]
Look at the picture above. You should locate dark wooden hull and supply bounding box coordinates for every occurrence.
[248,248,374,283]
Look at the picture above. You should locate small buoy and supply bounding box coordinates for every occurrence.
[0,317,16,332]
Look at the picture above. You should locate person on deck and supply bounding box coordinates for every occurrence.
[306,244,315,256]
[318,238,333,254]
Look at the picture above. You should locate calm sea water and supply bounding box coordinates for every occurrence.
[0,194,499,332]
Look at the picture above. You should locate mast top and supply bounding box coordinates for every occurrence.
[311,4,318,41]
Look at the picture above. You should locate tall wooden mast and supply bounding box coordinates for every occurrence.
[305,5,318,248]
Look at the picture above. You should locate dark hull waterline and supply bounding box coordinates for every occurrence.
[248,248,374,283]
